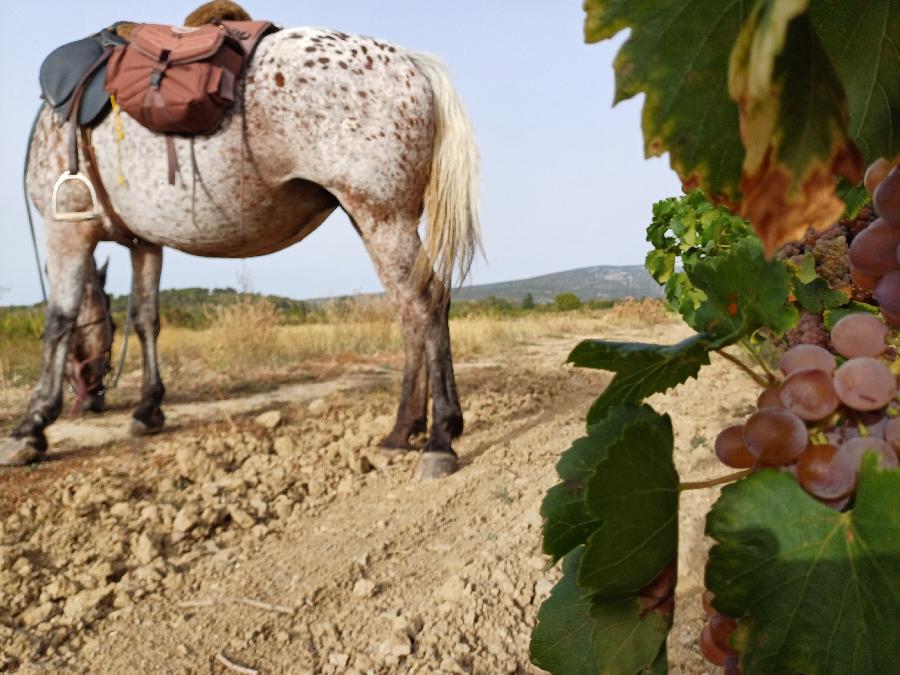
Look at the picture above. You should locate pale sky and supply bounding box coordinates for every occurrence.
[0,1,681,306]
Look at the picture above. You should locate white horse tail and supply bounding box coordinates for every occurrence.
[407,52,481,290]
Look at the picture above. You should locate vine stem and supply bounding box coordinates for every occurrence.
[714,349,771,389]
[739,337,779,385]
[680,469,752,491]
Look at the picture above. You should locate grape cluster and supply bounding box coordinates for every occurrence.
[850,160,900,321]
[784,311,829,349]
[702,312,899,670]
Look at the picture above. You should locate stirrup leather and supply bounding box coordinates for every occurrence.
[51,171,101,222]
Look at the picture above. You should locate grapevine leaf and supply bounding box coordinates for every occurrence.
[578,410,678,595]
[729,2,863,254]
[794,254,818,284]
[530,548,671,675]
[823,301,880,331]
[543,406,662,562]
[705,459,900,674]
[687,236,797,338]
[530,549,599,675]
[836,180,871,220]
[645,249,676,285]
[810,0,900,163]
[584,0,747,203]
[569,334,716,425]
[793,278,850,314]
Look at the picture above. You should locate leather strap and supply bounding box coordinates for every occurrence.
[165,135,178,185]
[80,127,141,245]
[66,48,114,173]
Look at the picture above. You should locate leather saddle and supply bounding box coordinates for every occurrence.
[39,25,129,127]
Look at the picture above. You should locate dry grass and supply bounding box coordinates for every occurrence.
[1,296,678,420]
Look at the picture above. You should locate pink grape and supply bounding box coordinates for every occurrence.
[865,158,892,196]
[700,624,727,667]
[830,313,888,358]
[874,271,900,316]
[714,425,756,468]
[832,357,896,411]
[885,417,900,450]
[873,166,900,224]
[710,613,739,656]
[778,368,839,421]
[840,436,899,472]
[796,444,856,500]
[849,218,900,276]
[757,388,784,409]
[778,344,836,376]
[743,409,808,465]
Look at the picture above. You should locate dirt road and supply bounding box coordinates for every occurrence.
[0,323,754,673]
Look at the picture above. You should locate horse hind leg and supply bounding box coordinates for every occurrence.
[0,221,100,465]
[129,243,166,436]
[350,208,462,479]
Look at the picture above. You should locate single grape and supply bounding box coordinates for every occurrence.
[850,265,880,293]
[743,409,808,465]
[779,368,840,421]
[796,444,856,500]
[715,425,756,468]
[702,590,716,617]
[865,158,892,196]
[840,436,899,470]
[830,313,889,358]
[700,624,727,666]
[885,417,900,450]
[757,388,784,409]
[710,613,739,656]
[777,344,836,376]
[873,166,900,224]
[833,357,896,411]
[849,218,900,277]
[874,271,900,316]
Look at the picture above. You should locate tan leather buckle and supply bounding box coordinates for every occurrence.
[51,171,101,222]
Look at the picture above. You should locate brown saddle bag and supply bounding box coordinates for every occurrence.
[104,20,275,135]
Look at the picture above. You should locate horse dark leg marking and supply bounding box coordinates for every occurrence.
[380,332,429,450]
[348,208,461,479]
[129,243,166,437]
[0,223,98,465]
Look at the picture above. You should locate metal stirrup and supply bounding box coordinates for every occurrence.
[51,171,101,222]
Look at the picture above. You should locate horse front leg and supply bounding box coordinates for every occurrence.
[0,222,98,465]
[129,243,166,436]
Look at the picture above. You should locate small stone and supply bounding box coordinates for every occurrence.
[134,533,159,565]
[173,504,201,533]
[353,579,377,598]
[12,557,32,577]
[438,575,466,603]
[379,632,412,658]
[255,410,283,430]
[21,601,58,626]
[63,587,113,620]
[275,630,291,645]
[308,398,328,414]
[228,506,256,529]
[329,653,350,667]
[273,437,296,457]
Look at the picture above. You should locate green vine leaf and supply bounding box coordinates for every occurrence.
[793,278,850,314]
[729,2,863,254]
[569,334,717,425]
[584,0,747,204]
[706,458,900,674]
[530,548,671,675]
[810,0,900,163]
[578,410,678,596]
[542,406,663,562]
[822,301,880,331]
[687,236,797,338]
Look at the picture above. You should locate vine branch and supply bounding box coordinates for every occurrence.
[714,348,771,389]
[680,469,752,491]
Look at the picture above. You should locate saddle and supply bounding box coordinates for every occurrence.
[37,20,277,226]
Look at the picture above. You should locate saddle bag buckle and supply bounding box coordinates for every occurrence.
[51,171,102,222]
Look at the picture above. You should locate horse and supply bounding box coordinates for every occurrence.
[65,256,116,416]
[0,25,481,481]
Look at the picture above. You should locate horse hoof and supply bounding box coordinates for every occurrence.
[0,437,44,466]
[130,418,163,437]
[413,452,457,480]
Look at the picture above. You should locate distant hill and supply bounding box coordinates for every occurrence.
[455,265,663,303]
